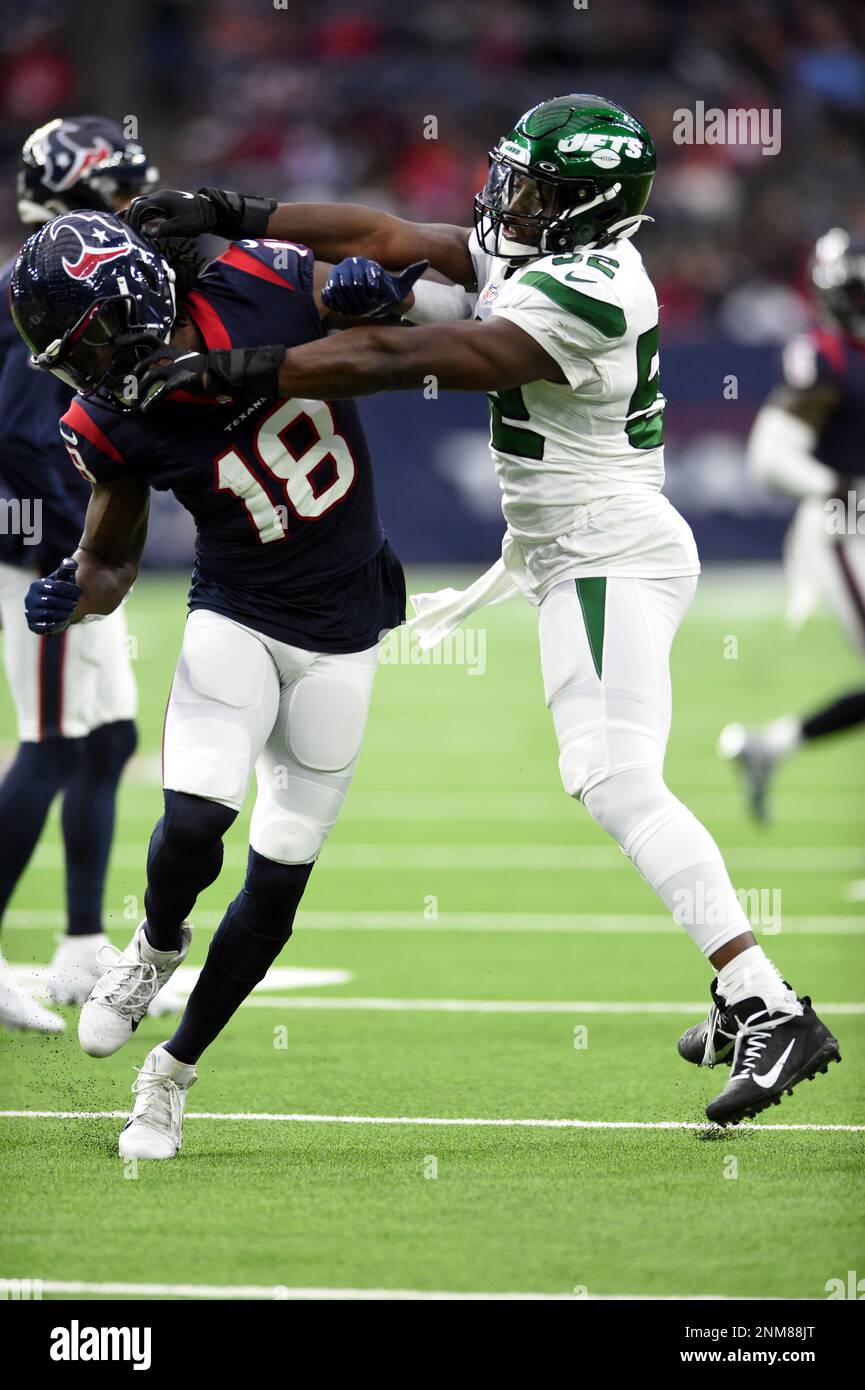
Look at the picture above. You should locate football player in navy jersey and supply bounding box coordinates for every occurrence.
[10,205,414,1158]
[719,229,865,821]
[0,118,164,1033]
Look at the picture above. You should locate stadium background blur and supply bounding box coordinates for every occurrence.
[1,0,864,567]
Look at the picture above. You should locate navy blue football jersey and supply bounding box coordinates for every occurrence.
[61,239,405,652]
[782,326,865,477]
[0,255,91,571]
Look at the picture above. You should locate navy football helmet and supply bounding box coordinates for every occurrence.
[811,228,865,341]
[10,211,176,408]
[17,115,159,226]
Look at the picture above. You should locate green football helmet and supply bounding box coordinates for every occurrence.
[474,93,655,260]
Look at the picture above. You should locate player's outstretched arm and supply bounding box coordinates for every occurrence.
[275,316,566,397]
[267,204,476,288]
[134,317,565,410]
[72,475,150,620]
[125,187,475,289]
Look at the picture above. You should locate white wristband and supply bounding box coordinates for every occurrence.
[402,278,475,325]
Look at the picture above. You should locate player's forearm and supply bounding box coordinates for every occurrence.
[266,203,473,285]
[267,203,415,268]
[69,548,139,621]
[275,321,522,398]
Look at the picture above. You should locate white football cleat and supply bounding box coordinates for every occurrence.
[119,1043,197,1160]
[42,933,111,1005]
[78,921,191,1058]
[0,952,65,1033]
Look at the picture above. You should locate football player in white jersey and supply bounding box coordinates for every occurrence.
[124,94,840,1125]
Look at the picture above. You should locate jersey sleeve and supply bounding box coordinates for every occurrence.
[491,259,627,390]
[59,399,130,487]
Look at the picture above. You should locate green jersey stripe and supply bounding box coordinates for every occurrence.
[519,271,626,338]
[575,577,606,678]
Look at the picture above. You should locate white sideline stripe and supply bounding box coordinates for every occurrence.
[0,1279,777,1301]
[2,1111,862,1132]
[6,909,865,935]
[24,843,865,872]
[237,995,865,1016]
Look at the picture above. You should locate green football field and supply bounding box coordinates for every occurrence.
[1,567,863,1301]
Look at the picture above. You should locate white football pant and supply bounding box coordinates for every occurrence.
[539,574,752,957]
[0,562,137,741]
[162,609,378,864]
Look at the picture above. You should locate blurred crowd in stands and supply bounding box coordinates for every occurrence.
[1,0,864,342]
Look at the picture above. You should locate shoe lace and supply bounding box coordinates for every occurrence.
[701,1003,736,1067]
[729,1007,797,1078]
[93,942,157,1019]
[129,1065,182,1134]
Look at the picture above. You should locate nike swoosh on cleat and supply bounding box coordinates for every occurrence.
[752,1039,796,1089]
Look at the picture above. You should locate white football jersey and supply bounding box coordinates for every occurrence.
[467,231,699,583]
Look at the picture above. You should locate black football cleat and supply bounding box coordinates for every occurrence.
[705,996,841,1126]
[677,977,736,1067]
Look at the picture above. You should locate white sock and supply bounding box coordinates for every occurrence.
[717,944,801,1013]
[762,714,802,759]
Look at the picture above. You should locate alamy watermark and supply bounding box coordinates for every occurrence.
[672,884,782,934]
[0,497,41,545]
[378,624,486,676]
[673,102,781,157]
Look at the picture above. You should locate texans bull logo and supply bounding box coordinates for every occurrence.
[50,213,135,281]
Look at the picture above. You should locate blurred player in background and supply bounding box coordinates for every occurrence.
[124,94,841,1126]
[0,117,170,1032]
[10,204,405,1158]
[720,228,865,822]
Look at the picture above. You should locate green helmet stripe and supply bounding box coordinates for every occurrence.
[519,271,626,337]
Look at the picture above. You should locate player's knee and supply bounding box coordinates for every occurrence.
[557,726,607,800]
[250,809,326,865]
[17,736,84,784]
[85,718,138,775]
[159,789,238,858]
[287,675,367,773]
[582,766,674,845]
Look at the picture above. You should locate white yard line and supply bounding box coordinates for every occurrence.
[5,909,864,935]
[22,844,865,872]
[235,996,865,1016]
[3,1278,795,1301]
[1,1110,862,1132]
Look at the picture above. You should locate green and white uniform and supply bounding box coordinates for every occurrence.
[410,235,752,959]
[412,92,758,962]
[470,231,699,597]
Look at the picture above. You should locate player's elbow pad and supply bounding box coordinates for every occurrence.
[401,278,475,325]
[747,405,836,499]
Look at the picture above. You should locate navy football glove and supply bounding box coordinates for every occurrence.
[321,257,429,318]
[132,340,285,412]
[25,558,82,635]
[123,187,276,240]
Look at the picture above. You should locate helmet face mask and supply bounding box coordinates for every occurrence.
[474,94,655,261]
[35,296,155,404]
[10,211,176,411]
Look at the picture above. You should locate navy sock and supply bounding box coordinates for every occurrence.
[61,719,138,936]
[0,738,83,930]
[801,688,865,742]
[143,790,237,952]
[166,848,314,1065]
